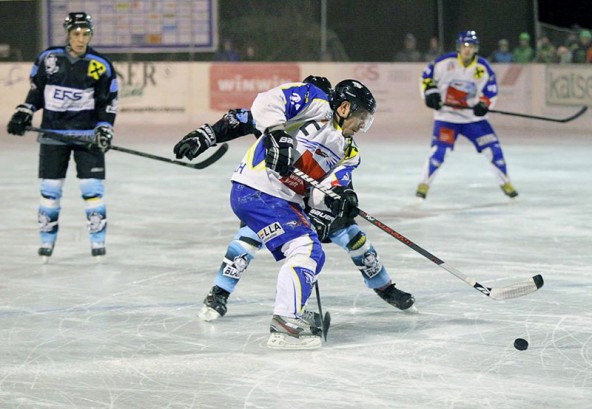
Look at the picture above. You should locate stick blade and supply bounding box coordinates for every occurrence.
[489,274,544,300]
[192,143,229,169]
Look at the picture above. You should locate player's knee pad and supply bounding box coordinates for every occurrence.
[39,179,64,236]
[40,179,64,207]
[80,179,106,235]
[281,235,325,274]
[277,235,325,315]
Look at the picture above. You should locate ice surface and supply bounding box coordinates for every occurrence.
[0,123,591,408]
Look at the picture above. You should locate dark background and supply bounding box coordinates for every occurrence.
[0,0,589,62]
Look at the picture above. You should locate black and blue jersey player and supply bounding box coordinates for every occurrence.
[7,12,119,262]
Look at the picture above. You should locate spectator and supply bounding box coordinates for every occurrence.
[424,36,441,62]
[557,46,573,63]
[572,30,592,63]
[214,38,240,61]
[489,39,513,63]
[243,45,257,61]
[535,35,558,63]
[513,32,535,63]
[394,33,422,62]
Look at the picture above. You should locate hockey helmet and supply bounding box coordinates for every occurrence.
[331,79,376,132]
[64,12,94,34]
[303,75,333,96]
[456,30,479,51]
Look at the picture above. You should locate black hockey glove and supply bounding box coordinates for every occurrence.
[173,124,216,160]
[263,130,294,177]
[307,208,336,243]
[93,125,113,153]
[424,87,442,110]
[473,101,489,117]
[324,185,359,219]
[7,104,34,136]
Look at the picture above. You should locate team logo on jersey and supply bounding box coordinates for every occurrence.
[474,66,485,79]
[289,92,303,110]
[88,60,106,80]
[257,222,285,243]
[344,138,358,159]
[44,54,59,75]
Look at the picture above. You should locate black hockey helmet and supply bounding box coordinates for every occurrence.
[331,79,376,132]
[303,75,333,96]
[331,79,376,115]
[64,12,94,34]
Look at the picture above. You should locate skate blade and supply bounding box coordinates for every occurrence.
[266,332,321,350]
[403,305,419,314]
[40,256,50,265]
[197,305,221,321]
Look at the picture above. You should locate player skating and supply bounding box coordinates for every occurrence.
[416,30,518,201]
[173,79,415,329]
[6,12,118,262]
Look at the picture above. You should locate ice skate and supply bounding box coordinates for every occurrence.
[500,182,518,198]
[91,242,106,262]
[38,243,55,264]
[267,314,322,350]
[198,285,230,321]
[374,283,416,311]
[415,183,429,202]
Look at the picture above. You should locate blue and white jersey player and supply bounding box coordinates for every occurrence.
[231,79,376,350]
[174,78,415,344]
[416,30,518,200]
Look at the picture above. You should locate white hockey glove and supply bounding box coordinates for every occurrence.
[174,124,216,160]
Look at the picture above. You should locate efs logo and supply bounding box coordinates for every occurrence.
[53,88,83,101]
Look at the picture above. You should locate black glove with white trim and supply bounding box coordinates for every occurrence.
[7,104,34,136]
[263,130,294,176]
[93,125,113,153]
[424,86,442,110]
[174,124,216,160]
[324,185,359,219]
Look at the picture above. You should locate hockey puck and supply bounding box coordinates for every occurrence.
[514,338,528,350]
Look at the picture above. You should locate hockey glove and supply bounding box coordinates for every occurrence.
[93,125,113,153]
[173,124,216,160]
[7,104,34,136]
[263,130,294,176]
[473,101,489,117]
[324,185,359,219]
[307,208,336,243]
[424,87,442,110]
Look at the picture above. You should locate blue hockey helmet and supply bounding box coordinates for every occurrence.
[456,30,479,51]
[64,12,94,34]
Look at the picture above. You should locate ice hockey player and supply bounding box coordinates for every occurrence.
[173,78,415,330]
[416,30,518,201]
[6,12,118,262]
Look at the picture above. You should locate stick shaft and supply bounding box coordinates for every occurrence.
[443,104,587,123]
[292,168,543,300]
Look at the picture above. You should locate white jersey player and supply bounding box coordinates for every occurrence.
[416,30,518,200]
[230,80,376,350]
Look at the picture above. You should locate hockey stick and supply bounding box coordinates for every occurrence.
[314,281,331,342]
[292,168,544,301]
[444,104,587,123]
[27,127,228,170]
